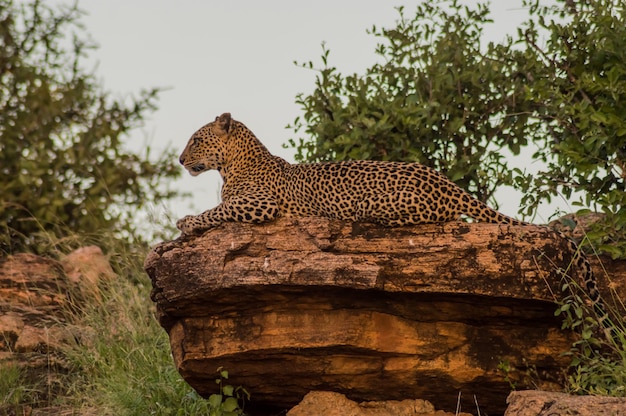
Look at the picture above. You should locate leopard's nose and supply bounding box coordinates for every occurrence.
[179,155,186,165]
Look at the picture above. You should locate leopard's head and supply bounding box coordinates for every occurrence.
[179,112,232,176]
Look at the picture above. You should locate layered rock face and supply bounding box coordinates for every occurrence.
[145,217,620,415]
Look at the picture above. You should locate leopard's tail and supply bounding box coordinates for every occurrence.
[561,235,610,331]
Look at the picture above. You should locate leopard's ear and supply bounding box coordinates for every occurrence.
[215,112,232,134]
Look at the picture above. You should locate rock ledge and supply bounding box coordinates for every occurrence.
[145,217,591,414]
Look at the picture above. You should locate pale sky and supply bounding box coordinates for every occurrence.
[60,1,563,231]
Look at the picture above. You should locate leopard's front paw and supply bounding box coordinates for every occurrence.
[176,215,203,236]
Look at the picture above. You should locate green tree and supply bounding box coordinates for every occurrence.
[289,0,626,258]
[513,0,626,258]
[288,0,535,205]
[0,0,181,252]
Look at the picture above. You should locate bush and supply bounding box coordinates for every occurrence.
[287,1,529,205]
[513,0,626,259]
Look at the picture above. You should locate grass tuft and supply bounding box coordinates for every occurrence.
[554,261,626,397]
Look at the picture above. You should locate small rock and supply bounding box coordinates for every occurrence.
[61,245,116,301]
[287,391,473,416]
[505,390,626,416]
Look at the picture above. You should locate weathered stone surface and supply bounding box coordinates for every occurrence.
[287,391,473,416]
[0,253,70,364]
[505,390,626,416]
[145,217,625,415]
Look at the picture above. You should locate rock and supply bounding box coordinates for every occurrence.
[0,253,70,355]
[61,245,116,301]
[505,390,626,415]
[145,217,624,415]
[0,253,68,312]
[286,391,473,416]
[0,246,115,413]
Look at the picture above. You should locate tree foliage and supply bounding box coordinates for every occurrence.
[0,0,181,252]
[288,1,533,205]
[288,0,625,258]
[513,0,626,258]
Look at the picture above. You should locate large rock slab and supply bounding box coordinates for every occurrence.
[145,217,605,415]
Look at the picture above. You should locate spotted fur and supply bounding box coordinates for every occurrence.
[178,113,607,326]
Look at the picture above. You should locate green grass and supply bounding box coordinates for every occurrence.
[0,364,36,411]
[58,243,246,415]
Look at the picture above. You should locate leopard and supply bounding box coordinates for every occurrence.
[177,112,608,329]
